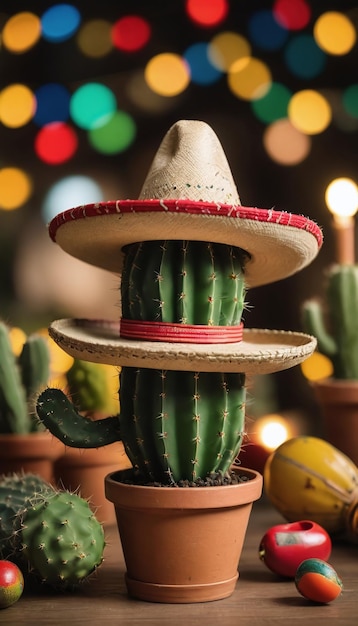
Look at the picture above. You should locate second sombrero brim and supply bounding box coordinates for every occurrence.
[49,318,317,375]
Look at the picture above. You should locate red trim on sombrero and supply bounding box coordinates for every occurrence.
[119,318,244,344]
[48,200,323,247]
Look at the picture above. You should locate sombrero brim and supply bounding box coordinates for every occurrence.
[49,318,317,375]
[49,200,323,288]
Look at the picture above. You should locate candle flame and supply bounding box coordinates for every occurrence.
[326,177,358,220]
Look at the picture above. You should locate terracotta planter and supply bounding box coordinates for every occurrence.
[0,432,63,483]
[55,442,132,525]
[312,378,358,466]
[105,467,262,603]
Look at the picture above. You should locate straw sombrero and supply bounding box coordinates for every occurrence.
[47,120,322,374]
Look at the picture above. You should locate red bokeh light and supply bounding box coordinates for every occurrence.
[111,15,151,52]
[34,122,78,164]
[273,0,311,31]
[185,0,229,28]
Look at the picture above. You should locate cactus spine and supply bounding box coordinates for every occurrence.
[37,239,248,484]
[302,265,358,378]
[0,322,50,433]
[0,473,105,588]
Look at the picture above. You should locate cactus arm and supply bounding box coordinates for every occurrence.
[36,388,121,448]
[302,300,337,356]
[0,321,28,434]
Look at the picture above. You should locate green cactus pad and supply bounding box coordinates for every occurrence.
[19,491,105,588]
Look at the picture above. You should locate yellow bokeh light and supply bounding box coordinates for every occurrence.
[325,177,358,219]
[209,31,251,71]
[2,12,41,53]
[300,352,334,381]
[228,57,271,101]
[314,11,356,55]
[0,83,36,128]
[77,19,113,58]
[288,89,331,134]
[9,327,27,356]
[0,167,33,210]
[263,119,311,165]
[255,415,291,451]
[144,53,190,97]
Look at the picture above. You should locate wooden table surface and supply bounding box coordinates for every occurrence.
[4,496,357,625]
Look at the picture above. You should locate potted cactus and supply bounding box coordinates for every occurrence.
[303,264,358,464]
[0,321,63,481]
[36,120,322,603]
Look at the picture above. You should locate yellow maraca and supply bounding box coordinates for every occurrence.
[264,436,358,539]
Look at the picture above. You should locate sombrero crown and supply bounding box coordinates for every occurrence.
[49,120,322,288]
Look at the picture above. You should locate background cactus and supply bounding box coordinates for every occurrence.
[0,473,105,588]
[66,359,120,416]
[36,239,248,484]
[302,264,358,379]
[0,321,50,433]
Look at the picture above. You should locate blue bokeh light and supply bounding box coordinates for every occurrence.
[248,9,288,51]
[184,43,223,86]
[41,4,81,43]
[34,83,71,126]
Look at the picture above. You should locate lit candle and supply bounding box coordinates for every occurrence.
[325,177,358,265]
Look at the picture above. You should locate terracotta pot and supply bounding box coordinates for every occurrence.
[312,378,358,466]
[0,432,63,483]
[105,466,262,603]
[55,442,132,525]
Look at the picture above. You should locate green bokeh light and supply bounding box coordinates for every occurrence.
[70,82,117,130]
[251,82,292,124]
[88,110,136,154]
[343,84,358,119]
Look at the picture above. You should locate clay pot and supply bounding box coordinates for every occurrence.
[105,466,262,603]
[0,432,63,483]
[55,442,132,525]
[312,378,358,466]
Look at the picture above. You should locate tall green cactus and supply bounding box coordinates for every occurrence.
[302,264,358,379]
[0,322,50,433]
[36,240,248,484]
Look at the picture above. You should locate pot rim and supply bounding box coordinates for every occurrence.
[105,466,263,510]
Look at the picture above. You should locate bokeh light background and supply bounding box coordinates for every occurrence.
[0,0,357,418]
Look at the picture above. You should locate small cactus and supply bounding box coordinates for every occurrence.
[302,264,358,379]
[0,473,105,588]
[0,322,50,433]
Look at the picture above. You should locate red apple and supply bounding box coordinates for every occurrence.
[259,520,332,578]
[0,560,24,609]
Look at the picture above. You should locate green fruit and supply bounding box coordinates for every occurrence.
[0,560,24,609]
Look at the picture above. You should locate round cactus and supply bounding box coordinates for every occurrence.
[18,491,105,588]
[0,473,105,588]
